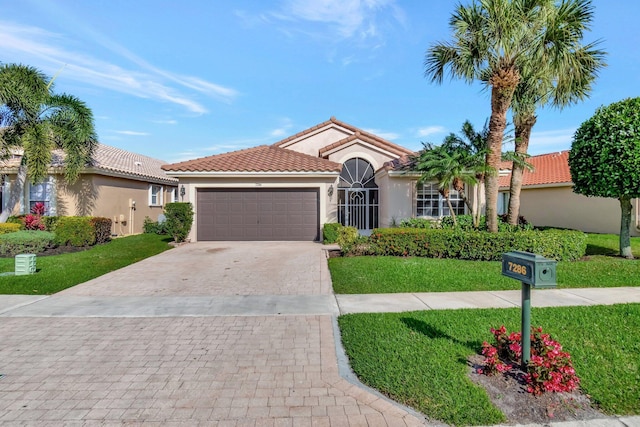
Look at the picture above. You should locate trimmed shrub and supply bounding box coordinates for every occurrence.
[399,218,439,229]
[440,214,532,231]
[6,216,25,229]
[143,216,168,235]
[0,223,22,234]
[368,228,586,261]
[54,217,96,247]
[90,217,112,244]
[0,230,55,256]
[41,216,60,232]
[323,223,342,243]
[164,202,194,243]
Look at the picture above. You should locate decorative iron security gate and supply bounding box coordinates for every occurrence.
[336,158,379,233]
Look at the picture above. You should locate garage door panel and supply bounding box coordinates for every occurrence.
[197,188,319,241]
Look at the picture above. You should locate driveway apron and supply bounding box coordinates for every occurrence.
[0,242,427,426]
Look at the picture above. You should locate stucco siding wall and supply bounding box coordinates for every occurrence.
[518,185,639,236]
[280,127,352,157]
[327,143,396,172]
[376,174,415,228]
[58,175,176,236]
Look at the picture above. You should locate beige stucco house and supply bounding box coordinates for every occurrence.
[498,150,640,236]
[163,117,477,242]
[0,144,178,236]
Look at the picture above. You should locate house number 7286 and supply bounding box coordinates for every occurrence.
[507,262,527,275]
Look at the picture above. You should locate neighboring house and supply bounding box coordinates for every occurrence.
[498,150,640,236]
[0,144,178,236]
[162,117,478,242]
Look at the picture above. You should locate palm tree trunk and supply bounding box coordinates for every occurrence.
[474,176,483,229]
[0,165,27,222]
[446,197,457,226]
[486,70,519,233]
[620,196,633,259]
[507,114,536,225]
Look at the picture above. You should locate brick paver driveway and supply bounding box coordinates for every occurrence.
[0,242,427,426]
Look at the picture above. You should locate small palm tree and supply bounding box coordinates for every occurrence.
[413,144,481,226]
[0,63,97,221]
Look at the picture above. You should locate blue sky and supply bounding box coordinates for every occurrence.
[2,0,639,163]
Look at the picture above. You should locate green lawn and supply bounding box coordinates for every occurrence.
[0,233,173,294]
[330,234,640,294]
[338,304,640,426]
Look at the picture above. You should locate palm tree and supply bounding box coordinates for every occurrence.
[425,0,601,233]
[441,120,490,228]
[0,63,97,221]
[506,3,605,224]
[413,143,481,226]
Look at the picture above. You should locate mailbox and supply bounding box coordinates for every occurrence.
[501,251,557,288]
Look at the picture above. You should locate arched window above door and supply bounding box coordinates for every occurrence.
[338,157,377,189]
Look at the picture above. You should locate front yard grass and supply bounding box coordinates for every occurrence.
[330,233,640,294]
[0,233,173,294]
[338,304,640,426]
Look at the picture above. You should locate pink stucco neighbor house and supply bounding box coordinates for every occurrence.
[498,150,640,236]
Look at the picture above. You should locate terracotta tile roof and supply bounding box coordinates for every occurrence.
[162,145,342,173]
[0,144,177,184]
[499,151,572,188]
[381,154,416,172]
[273,116,414,157]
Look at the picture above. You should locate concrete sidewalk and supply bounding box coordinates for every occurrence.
[2,287,638,317]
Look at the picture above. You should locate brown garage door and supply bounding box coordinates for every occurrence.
[197,188,319,241]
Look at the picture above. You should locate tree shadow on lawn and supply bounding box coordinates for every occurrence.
[400,317,483,355]
[585,244,617,256]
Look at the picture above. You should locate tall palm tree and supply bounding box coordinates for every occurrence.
[425,0,600,232]
[506,2,605,224]
[0,63,97,221]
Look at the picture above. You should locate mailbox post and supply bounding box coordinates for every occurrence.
[501,251,557,368]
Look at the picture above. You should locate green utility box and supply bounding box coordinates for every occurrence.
[502,251,556,288]
[15,254,37,275]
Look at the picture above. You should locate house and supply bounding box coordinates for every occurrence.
[498,150,640,236]
[0,144,178,236]
[162,117,479,242]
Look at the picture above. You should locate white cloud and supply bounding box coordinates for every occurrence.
[270,117,294,138]
[363,128,399,140]
[0,22,238,114]
[528,128,577,155]
[273,0,405,41]
[417,126,446,137]
[152,119,178,125]
[115,130,150,136]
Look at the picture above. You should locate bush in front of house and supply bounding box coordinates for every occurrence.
[0,230,55,256]
[366,228,586,261]
[0,223,22,235]
[164,202,194,243]
[322,223,342,243]
[399,218,440,229]
[439,214,532,231]
[54,217,96,247]
[42,216,60,232]
[90,217,112,244]
[143,216,168,235]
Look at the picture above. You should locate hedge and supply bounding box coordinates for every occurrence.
[164,202,194,243]
[367,228,586,261]
[90,217,112,244]
[54,217,96,247]
[0,223,22,235]
[322,223,342,243]
[0,230,55,257]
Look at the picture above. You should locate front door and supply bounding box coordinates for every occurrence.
[337,158,379,234]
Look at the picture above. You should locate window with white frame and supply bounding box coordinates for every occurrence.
[169,187,178,203]
[149,184,163,206]
[416,182,465,218]
[497,191,510,215]
[28,177,55,215]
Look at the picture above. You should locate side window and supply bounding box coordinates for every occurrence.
[149,184,163,206]
[28,177,55,215]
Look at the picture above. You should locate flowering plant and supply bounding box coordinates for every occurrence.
[478,325,580,395]
[23,202,46,230]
